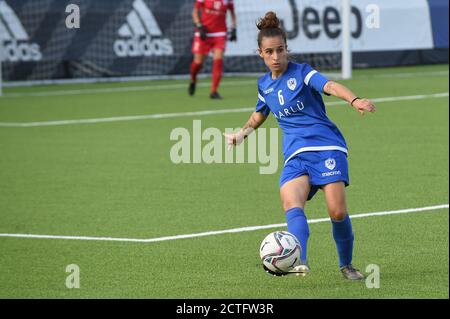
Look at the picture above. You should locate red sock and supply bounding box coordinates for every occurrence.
[190,61,202,83]
[211,58,223,93]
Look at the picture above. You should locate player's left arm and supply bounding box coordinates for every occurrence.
[229,8,237,29]
[323,81,376,115]
[228,2,237,41]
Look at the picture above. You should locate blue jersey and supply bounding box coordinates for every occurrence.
[255,62,348,165]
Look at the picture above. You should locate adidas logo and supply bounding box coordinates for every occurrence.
[0,0,42,62]
[114,0,173,57]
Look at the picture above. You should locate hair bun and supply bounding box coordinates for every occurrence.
[256,11,280,30]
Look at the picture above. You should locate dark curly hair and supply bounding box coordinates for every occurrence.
[256,11,287,48]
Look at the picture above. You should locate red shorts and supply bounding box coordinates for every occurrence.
[192,35,227,55]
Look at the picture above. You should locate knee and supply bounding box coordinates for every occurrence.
[279,182,308,212]
[281,199,303,212]
[194,56,205,65]
[328,209,348,221]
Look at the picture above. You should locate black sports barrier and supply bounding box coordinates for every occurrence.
[0,0,448,81]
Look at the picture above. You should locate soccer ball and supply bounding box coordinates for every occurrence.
[260,231,302,275]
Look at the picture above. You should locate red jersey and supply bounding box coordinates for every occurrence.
[195,0,234,35]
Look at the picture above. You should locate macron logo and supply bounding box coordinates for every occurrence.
[114,0,173,57]
[0,0,42,61]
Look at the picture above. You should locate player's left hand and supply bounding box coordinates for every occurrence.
[353,98,376,115]
[228,27,237,42]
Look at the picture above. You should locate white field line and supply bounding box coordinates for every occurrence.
[0,204,447,244]
[2,70,448,98]
[3,80,257,98]
[0,107,254,127]
[361,70,448,79]
[0,92,448,128]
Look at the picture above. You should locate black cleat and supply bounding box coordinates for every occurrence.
[263,265,285,277]
[210,91,223,100]
[262,263,310,277]
[340,265,365,280]
[188,82,196,96]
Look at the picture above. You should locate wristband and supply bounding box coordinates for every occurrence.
[350,97,360,106]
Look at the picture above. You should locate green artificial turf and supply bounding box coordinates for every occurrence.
[0,64,448,298]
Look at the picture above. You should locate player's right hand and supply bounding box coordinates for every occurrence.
[197,24,207,41]
[223,131,245,151]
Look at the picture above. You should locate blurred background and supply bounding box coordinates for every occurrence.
[0,0,448,85]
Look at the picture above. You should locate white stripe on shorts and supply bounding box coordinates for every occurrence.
[195,32,227,37]
[284,146,348,165]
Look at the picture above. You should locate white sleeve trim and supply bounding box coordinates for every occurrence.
[258,93,266,103]
[284,146,348,165]
[304,70,318,86]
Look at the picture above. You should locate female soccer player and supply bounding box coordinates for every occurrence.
[224,12,376,280]
[189,0,237,99]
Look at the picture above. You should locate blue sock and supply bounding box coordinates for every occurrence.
[331,214,354,268]
[286,207,309,263]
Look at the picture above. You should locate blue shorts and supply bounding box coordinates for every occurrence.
[279,150,350,201]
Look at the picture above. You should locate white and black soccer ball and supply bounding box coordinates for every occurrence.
[260,231,302,275]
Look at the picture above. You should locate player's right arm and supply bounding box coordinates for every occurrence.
[192,1,207,40]
[223,111,267,151]
[192,5,201,26]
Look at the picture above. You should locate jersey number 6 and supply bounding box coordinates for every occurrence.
[278,90,285,106]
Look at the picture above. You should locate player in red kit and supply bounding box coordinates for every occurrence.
[189,0,237,99]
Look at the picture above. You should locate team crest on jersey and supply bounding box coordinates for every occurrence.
[287,78,297,91]
[325,158,336,170]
